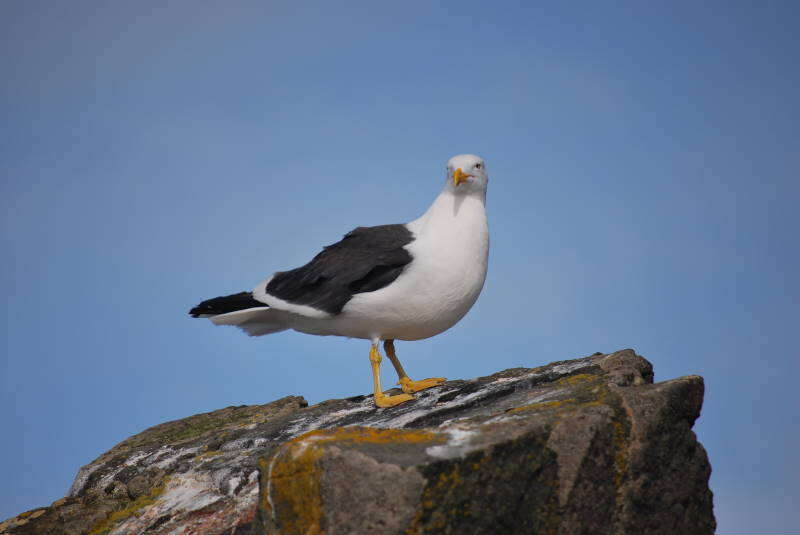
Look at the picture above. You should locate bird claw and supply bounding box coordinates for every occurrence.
[374,392,415,408]
[399,377,447,394]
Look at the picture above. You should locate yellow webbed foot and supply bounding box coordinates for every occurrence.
[374,391,415,408]
[399,376,446,394]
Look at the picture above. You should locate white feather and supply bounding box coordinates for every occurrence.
[209,307,288,337]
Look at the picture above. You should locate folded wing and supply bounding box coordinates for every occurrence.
[258,224,415,316]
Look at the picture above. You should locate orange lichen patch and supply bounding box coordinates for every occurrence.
[294,426,445,446]
[406,436,560,535]
[87,477,169,535]
[14,508,47,520]
[508,398,577,414]
[508,394,606,416]
[561,377,631,490]
[552,377,631,492]
[263,427,444,535]
[407,464,468,533]
[407,457,485,532]
[553,373,601,387]
[611,416,631,489]
[575,380,631,491]
[263,436,325,535]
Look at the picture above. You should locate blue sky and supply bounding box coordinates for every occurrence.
[1,1,797,531]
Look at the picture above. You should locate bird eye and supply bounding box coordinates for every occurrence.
[475,163,483,169]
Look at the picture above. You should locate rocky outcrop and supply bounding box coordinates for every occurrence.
[0,350,715,534]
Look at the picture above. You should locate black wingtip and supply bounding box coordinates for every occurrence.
[189,291,268,318]
[188,306,206,318]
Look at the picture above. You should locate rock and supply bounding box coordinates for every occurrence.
[0,349,715,535]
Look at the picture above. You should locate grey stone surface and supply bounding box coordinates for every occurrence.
[0,349,715,535]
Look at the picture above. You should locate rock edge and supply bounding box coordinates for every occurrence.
[0,349,715,535]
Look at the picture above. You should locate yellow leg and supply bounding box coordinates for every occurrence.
[384,340,446,394]
[369,344,414,408]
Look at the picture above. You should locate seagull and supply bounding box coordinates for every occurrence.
[190,154,489,407]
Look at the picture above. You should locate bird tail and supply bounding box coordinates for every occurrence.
[189,291,266,317]
[189,291,288,337]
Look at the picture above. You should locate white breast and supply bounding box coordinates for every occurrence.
[326,189,489,341]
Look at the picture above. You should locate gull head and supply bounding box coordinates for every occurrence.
[446,154,488,193]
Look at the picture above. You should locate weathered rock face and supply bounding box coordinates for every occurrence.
[0,350,715,535]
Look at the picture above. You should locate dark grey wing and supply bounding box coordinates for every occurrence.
[266,224,414,315]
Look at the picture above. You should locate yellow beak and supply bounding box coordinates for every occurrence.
[453,167,469,186]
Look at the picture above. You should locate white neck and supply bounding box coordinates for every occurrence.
[409,187,487,237]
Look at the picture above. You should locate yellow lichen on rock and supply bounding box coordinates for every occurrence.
[508,398,578,413]
[553,373,602,387]
[87,477,170,535]
[264,437,325,535]
[263,427,445,535]
[297,426,444,445]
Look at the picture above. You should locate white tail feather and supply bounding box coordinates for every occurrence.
[237,322,287,337]
[209,308,288,337]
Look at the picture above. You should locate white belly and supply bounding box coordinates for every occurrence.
[288,191,489,341]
